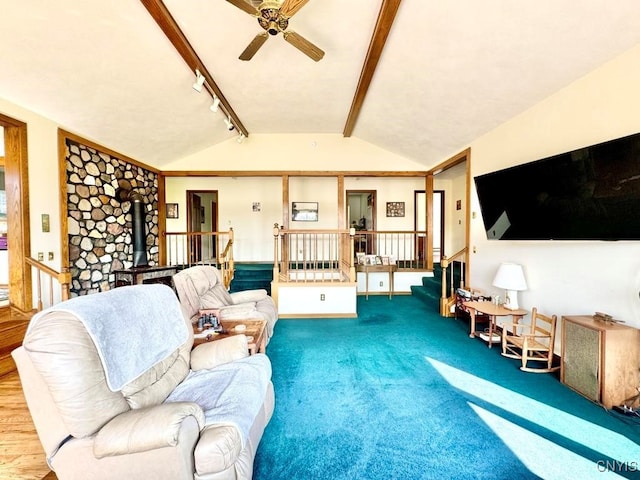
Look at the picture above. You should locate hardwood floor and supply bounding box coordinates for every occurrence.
[0,303,56,479]
[0,371,56,479]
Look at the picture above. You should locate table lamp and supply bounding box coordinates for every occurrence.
[492,263,527,310]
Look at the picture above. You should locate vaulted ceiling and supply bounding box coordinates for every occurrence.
[1,0,640,169]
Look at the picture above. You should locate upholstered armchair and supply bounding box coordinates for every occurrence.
[12,284,274,480]
[172,266,277,344]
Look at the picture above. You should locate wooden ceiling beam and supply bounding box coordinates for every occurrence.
[343,0,402,137]
[139,0,249,137]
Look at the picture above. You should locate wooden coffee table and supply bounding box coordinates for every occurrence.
[193,319,266,355]
[462,300,527,348]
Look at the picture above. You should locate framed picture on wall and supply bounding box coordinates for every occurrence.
[166,203,179,219]
[386,201,405,217]
[292,202,318,222]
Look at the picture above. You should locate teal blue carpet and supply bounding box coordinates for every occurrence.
[254,295,640,480]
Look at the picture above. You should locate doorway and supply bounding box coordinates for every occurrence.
[346,190,376,254]
[187,190,218,264]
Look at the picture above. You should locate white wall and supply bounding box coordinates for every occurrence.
[290,177,337,229]
[161,133,428,172]
[166,176,283,261]
[469,43,640,328]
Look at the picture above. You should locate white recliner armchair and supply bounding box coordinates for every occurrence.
[12,283,274,480]
[172,266,277,344]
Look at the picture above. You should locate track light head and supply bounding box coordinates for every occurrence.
[210,95,220,113]
[192,69,205,92]
[224,116,235,131]
[236,133,246,144]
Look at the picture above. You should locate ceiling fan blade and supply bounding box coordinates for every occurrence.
[239,33,269,61]
[279,0,311,18]
[225,0,259,16]
[283,31,324,62]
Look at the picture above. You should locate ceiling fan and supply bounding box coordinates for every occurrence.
[226,0,325,61]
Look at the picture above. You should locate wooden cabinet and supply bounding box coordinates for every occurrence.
[561,315,640,409]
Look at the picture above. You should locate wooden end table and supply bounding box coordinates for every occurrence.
[193,319,266,355]
[462,300,528,348]
[357,263,397,299]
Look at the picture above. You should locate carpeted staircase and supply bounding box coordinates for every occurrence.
[410,262,464,313]
[410,267,442,310]
[229,263,273,295]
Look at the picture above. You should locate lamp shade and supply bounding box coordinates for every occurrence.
[492,263,527,291]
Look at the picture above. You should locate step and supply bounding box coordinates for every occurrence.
[230,263,273,295]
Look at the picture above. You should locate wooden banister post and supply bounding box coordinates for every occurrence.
[349,227,356,282]
[272,223,280,284]
[440,255,449,315]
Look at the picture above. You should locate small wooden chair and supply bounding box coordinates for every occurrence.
[501,307,559,373]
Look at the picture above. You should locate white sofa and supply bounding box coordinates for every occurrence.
[12,283,274,480]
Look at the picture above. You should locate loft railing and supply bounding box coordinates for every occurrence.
[272,225,355,284]
[164,229,235,288]
[25,257,71,312]
[352,230,429,269]
[439,247,467,316]
[272,226,431,285]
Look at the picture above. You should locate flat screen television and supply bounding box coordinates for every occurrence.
[474,131,640,240]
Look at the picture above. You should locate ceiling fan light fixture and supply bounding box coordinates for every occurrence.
[192,69,205,92]
[267,21,279,35]
[210,95,220,112]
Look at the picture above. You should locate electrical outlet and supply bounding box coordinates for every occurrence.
[37,252,44,261]
[48,252,54,261]
[320,294,325,301]
[379,281,383,287]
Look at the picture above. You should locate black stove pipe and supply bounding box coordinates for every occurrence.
[130,192,148,267]
[116,187,148,268]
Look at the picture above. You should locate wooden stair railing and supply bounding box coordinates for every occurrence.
[218,228,234,289]
[25,257,71,312]
[164,229,235,289]
[439,248,467,317]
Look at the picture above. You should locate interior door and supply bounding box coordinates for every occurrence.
[190,194,202,263]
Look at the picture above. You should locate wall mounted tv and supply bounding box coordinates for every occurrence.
[474,131,640,240]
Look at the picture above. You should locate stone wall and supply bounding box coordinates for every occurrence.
[65,138,159,296]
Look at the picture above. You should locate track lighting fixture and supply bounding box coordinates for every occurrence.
[189,67,244,136]
[192,69,205,92]
[209,95,220,113]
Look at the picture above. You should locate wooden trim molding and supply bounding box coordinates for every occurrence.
[162,170,430,178]
[59,129,162,174]
[0,113,32,313]
[57,131,70,275]
[430,147,470,176]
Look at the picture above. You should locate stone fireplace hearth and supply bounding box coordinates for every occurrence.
[65,138,159,296]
